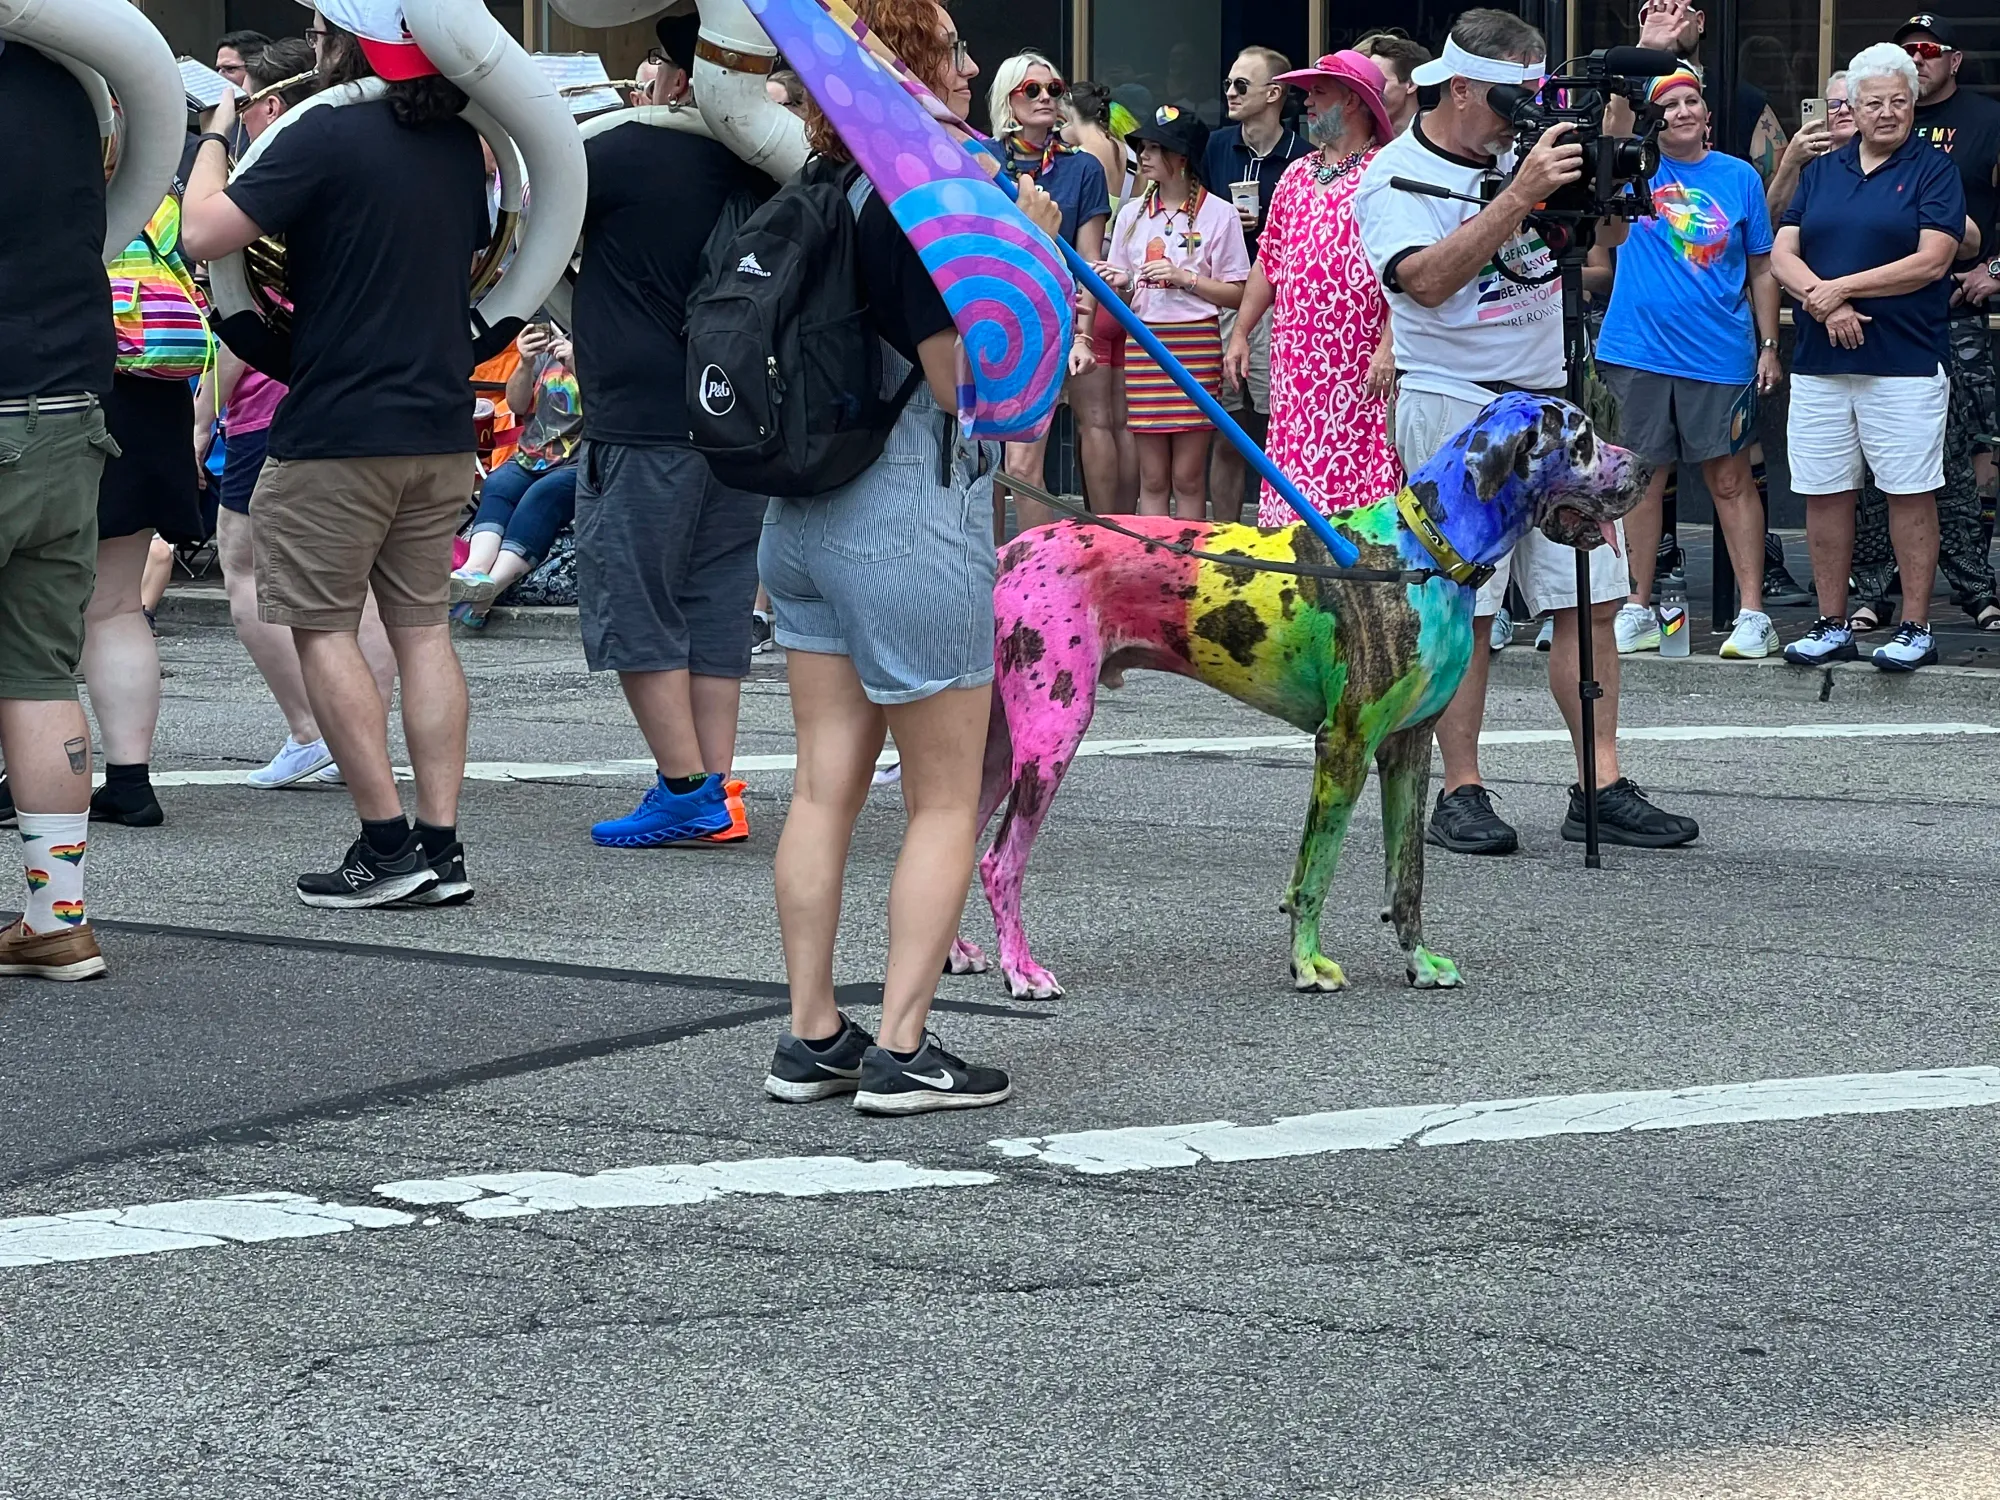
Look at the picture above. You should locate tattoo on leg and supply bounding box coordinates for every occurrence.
[65,738,89,776]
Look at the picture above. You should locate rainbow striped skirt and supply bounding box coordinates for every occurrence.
[1125,317,1221,434]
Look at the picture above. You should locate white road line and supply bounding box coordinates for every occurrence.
[0,1193,412,1268]
[988,1067,2000,1176]
[135,722,2000,788]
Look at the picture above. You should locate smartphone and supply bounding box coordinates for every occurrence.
[1802,97,1826,129]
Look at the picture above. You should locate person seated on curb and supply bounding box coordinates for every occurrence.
[450,321,581,628]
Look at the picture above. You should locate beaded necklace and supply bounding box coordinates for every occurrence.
[1312,150,1367,186]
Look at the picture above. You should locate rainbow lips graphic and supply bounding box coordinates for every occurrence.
[24,869,50,892]
[49,900,85,926]
[49,842,87,865]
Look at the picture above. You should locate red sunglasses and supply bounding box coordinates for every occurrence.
[1903,40,1955,60]
[1012,78,1068,102]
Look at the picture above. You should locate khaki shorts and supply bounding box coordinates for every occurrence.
[252,453,475,630]
[0,397,117,700]
[1218,306,1271,415]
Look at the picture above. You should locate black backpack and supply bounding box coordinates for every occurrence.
[686,158,923,497]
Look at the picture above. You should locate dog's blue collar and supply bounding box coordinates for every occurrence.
[1394,485,1495,590]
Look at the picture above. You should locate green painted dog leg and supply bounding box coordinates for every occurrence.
[1288,722,1370,993]
[1375,726,1462,989]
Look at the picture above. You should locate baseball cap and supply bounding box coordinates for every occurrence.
[312,1,442,81]
[1893,14,1961,48]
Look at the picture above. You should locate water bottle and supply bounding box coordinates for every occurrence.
[1658,572,1691,657]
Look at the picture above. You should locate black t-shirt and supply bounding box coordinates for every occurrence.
[0,43,115,398]
[573,123,768,446]
[226,100,486,460]
[854,189,953,367]
[1913,85,2000,286]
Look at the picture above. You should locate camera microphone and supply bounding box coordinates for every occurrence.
[1597,46,1682,78]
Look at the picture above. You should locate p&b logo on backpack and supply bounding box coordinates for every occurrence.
[697,365,737,417]
[736,253,771,278]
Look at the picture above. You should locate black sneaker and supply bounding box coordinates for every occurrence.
[853,1031,1012,1116]
[1425,784,1519,855]
[764,1012,874,1102]
[89,778,163,827]
[0,776,14,830]
[392,841,475,907]
[1762,537,1813,607]
[1562,778,1699,848]
[296,834,439,909]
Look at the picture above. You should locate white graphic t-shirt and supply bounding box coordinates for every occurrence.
[1353,114,1564,394]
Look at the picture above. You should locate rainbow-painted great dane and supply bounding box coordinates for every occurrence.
[950,393,1647,999]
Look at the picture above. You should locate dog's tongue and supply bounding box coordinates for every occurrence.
[1598,519,1622,556]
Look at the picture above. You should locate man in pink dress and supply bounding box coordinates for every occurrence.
[1224,51,1399,524]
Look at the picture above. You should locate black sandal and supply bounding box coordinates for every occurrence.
[1975,603,2000,633]
[1847,603,1886,634]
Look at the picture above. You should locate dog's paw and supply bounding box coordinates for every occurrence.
[945,938,989,976]
[1291,953,1349,992]
[1406,947,1463,989]
[1003,962,1065,1001]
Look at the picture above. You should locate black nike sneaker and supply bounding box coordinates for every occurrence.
[764,1012,874,1102]
[393,840,475,907]
[852,1031,1011,1116]
[297,834,439,909]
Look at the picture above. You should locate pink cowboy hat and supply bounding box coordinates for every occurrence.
[1273,50,1395,146]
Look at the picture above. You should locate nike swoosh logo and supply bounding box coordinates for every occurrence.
[815,1062,862,1078]
[908,1069,956,1090]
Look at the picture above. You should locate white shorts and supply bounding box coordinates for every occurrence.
[1394,385,1627,619]
[1786,368,1949,496]
[1218,305,1271,414]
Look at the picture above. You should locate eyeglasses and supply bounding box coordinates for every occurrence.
[304,26,328,42]
[1903,40,1955,60]
[1826,96,1851,112]
[1012,78,1066,102]
[942,33,972,73]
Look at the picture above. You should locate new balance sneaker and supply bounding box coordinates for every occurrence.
[1489,606,1514,653]
[296,834,439,908]
[1562,778,1699,848]
[591,773,732,848]
[1872,621,1937,673]
[1783,616,1858,666]
[852,1032,1012,1116]
[1534,615,1555,651]
[1614,603,1661,654]
[764,1013,874,1102]
[448,567,498,606]
[247,736,335,789]
[1425,784,1518,856]
[0,918,107,982]
[1719,610,1781,660]
[394,840,475,906]
[695,779,750,845]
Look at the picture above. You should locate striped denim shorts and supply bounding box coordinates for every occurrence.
[758,368,999,705]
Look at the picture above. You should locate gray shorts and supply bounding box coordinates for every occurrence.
[758,377,999,705]
[574,441,763,677]
[1598,362,1754,466]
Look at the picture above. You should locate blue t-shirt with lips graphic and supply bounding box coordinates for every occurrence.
[1596,149,1773,387]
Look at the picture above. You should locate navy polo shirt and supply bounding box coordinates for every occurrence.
[1781,132,1965,377]
[1200,123,1312,259]
[1000,142,1110,249]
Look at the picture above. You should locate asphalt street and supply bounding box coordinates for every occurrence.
[2,624,1998,1499]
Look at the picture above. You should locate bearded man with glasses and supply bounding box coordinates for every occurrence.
[1200,46,1310,522]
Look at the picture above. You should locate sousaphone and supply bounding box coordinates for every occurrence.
[0,0,185,260]
[209,0,588,378]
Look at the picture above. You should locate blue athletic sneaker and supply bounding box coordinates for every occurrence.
[591,773,733,848]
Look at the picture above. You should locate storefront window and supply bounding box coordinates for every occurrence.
[1575,0,1818,150]
[1837,1,1998,97]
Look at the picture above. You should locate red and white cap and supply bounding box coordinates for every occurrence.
[310,1,441,81]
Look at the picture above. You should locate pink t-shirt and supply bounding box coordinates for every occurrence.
[1107,185,1250,324]
[227,369,285,436]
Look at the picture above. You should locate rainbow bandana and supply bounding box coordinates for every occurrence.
[1650,68,1702,103]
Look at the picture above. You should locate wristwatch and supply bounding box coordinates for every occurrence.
[1759,337,1779,350]
[1986,256,2000,280]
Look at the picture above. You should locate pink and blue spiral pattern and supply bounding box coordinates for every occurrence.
[745,0,1073,441]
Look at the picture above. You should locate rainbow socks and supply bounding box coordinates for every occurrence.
[16,811,88,934]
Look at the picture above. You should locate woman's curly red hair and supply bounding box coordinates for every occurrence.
[804,0,954,160]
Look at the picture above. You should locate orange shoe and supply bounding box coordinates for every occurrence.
[0,918,107,981]
[697,779,750,844]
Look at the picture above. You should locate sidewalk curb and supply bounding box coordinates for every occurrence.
[157,590,584,642]
[1491,644,2000,710]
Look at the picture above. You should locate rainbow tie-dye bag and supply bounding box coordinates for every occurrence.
[107,195,214,380]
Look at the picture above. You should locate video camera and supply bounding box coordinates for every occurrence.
[1483,46,1680,225]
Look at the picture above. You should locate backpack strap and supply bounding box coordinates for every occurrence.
[841,165,927,419]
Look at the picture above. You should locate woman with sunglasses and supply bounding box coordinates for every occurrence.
[987,53,1109,534]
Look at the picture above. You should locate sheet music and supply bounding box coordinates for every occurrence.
[530,52,624,115]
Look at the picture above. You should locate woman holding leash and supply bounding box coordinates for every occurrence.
[1595,68,1784,661]
[1096,105,1249,520]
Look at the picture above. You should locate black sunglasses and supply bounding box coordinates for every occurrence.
[1224,75,1275,95]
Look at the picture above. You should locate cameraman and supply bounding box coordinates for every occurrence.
[1353,8,1700,856]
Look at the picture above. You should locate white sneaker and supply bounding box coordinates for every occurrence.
[871,761,902,787]
[314,763,345,785]
[1489,607,1514,653]
[1872,622,1938,672]
[247,736,335,789]
[1614,603,1661,654]
[1534,616,1555,652]
[449,567,498,606]
[1719,609,1780,659]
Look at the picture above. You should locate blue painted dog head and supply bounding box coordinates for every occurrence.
[1407,393,1649,568]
